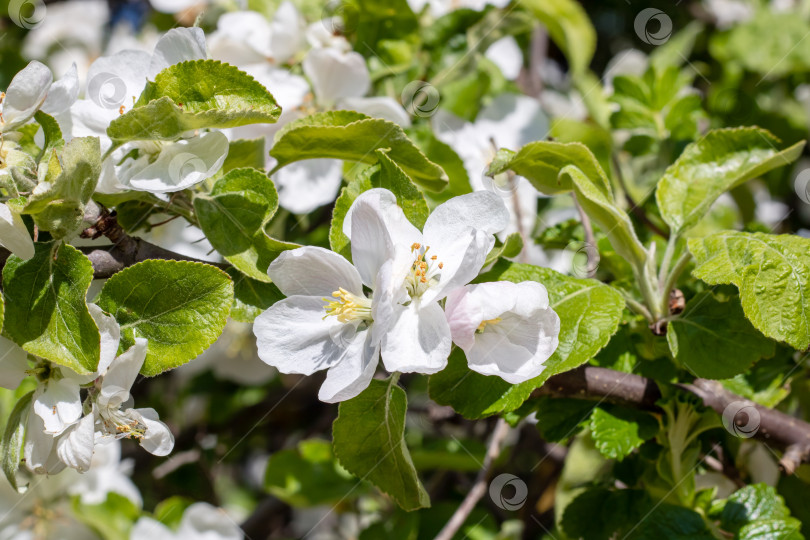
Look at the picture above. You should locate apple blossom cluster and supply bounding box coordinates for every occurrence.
[253,188,560,402]
[0,306,172,476]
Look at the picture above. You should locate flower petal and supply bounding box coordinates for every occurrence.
[381,301,451,374]
[87,304,121,376]
[131,518,173,540]
[267,246,364,297]
[122,132,229,193]
[56,413,95,472]
[33,377,82,434]
[99,338,147,409]
[0,203,35,261]
[24,411,65,475]
[41,63,79,116]
[337,96,411,127]
[2,61,52,130]
[345,188,420,289]
[178,503,242,540]
[484,36,523,80]
[319,329,379,403]
[148,27,208,79]
[132,408,174,456]
[303,48,370,105]
[421,191,509,300]
[84,49,151,114]
[254,295,354,375]
[0,336,30,390]
[274,158,343,214]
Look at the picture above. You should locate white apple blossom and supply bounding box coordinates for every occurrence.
[485,36,523,80]
[254,188,508,401]
[0,61,78,133]
[407,0,510,18]
[131,502,243,540]
[445,281,560,383]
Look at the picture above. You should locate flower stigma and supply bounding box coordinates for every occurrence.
[406,243,443,297]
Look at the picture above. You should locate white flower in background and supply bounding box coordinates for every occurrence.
[445,281,560,383]
[66,440,142,506]
[0,61,78,133]
[703,0,754,29]
[131,502,243,540]
[485,36,523,80]
[603,48,648,93]
[148,0,225,14]
[407,0,510,18]
[70,27,222,194]
[208,3,306,66]
[433,93,548,240]
[0,204,35,260]
[254,188,508,401]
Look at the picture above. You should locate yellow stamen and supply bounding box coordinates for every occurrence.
[477,317,502,332]
[323,287,373,323]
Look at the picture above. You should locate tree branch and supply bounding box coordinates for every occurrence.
[434,418,511,540]
[534,366,810,473]
[0,215,227,279]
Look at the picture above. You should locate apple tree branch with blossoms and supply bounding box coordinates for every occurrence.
[1,0,810,538]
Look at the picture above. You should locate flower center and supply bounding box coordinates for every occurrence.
[477,317,502,333]
[406,243,443,298]
[323,287,373,323]
[99,407,146,440]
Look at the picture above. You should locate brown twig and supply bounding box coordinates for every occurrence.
[533,366,810,472]
[433,418,511,540]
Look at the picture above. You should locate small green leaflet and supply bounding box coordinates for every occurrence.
[667,292,775,379]
[195,168,296,282]
[24,136,101,239]
[96,260,233,376]
[107,60,281,142]
[656,128,804,235]
[332,377,430,511]
[688,232,810,350]
[429,261,624,418]
[0,391,33,491]
[588,406,658,461]
[269,110,448,191]
[2,242,100,374]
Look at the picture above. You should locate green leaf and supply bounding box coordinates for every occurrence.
[219,137,265,175]
[533,395,596,442]
[24,137,101,238]
[0,391,32,491]
[329,152,430,260]
[33,111,64,164]
[107,60,280,142]
[656,128,804,235]
[520,0,595,78]
[486,141,647,268]
[667,292,775,379]
[483,232,524,267]
[228,269,284,324]
[589,406,658,461]
[687,232,810,350]
[631,504,716,540]
[332,377,430,511]
[194,168,294,282]
[264,439,364,507]
[2,242,100,374]
[562,488,652,540]
[721,484,792,534]
[737,519,804,540]
[72,492,140,540]
[270,111,448,191]
[96,260,233,376]
[429,261,624,418]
